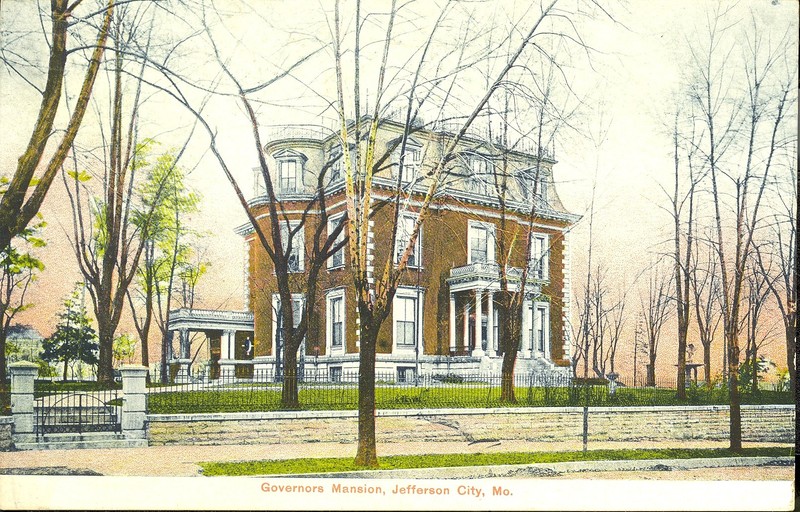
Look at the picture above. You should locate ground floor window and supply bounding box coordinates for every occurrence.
[329,366,342,382]
[393,287,424,352]
[397,366,416,383]
[527,301,550,357]
[326,289,345,353]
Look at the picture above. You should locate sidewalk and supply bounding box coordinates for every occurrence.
[0,439,793,477]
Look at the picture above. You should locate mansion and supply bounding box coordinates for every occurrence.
[167,118,578,382]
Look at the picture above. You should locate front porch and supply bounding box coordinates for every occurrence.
[446,261,550,360]
[166,308,255,382]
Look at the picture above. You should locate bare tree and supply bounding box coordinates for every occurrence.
[691,238,723,387]
[753,158,797,396]
[685,9,796,450]
[640,264,673,387]
[63,4,172,382]
[740,266,773,394]
[0,0,113,251]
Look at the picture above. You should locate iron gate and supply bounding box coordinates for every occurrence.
[35,389,121,439]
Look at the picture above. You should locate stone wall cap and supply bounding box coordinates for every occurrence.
[119,365,148,371]
[8,361,39,369]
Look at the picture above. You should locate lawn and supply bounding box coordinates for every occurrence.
[147,383,793,414]
[198,447,795,476]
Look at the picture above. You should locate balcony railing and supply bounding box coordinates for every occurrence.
[448,262,546,288]
[264,124,333,142]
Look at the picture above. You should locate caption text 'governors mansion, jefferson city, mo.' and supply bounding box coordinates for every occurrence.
[166,117,579,383]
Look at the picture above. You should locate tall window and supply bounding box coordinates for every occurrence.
[399,147,421,184]
[253,167,266,197]
[327,214,345,269]
[466,156,490,195]
[280,221,304,272]
[468,222,494,264]
[330,148,354,184]
[278,159,301,193]
[394,295,417,348]
[272,294,305,365]
[535,303,549,355]
[516,170,548,206]
[394,213,421,268]
[527,301,549,356]
[327,291,345,351]
[529,234,549,280]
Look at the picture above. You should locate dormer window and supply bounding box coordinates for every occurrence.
[516,168,548,206]
[391,137,422,185]
[273,149,307,194]
[466,155,491,195]
[330,145,357,185]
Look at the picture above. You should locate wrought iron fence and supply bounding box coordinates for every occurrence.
[143,368,792,415]
[33,382,122,439]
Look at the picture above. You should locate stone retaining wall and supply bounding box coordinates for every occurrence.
[0,417,12,451]
[147,405,795,446]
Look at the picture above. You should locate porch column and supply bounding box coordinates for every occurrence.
[462,301,470,353]
[472,290,484,357]
[219,329,236,380]
[166,331,175,360]
[520,297,531,358]
[449,293,456,355]
[486,291,495,356]
[174,329,191,383]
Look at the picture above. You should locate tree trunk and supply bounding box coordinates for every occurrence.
[727,330,742,451]
[785,329,795,396]
[497,292,520,402]
[647,353,656,387]
[0,331,6,384]
[702,339,712,389]
[97,324,114,383]
[676,321,687,399]
[500,350,517,402]
[63,357,69,382]
[281,340,300,409]
[354,323,378,468]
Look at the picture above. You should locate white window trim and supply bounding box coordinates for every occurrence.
[467,220,495,264]
[530,233,550,280]
[392,286,424,354]
[533,301,551,359]
[326,288,346,355]
[394,212,422,268]
[271,294,305,357]
[327,213,346,269]
[466,155,491,195]
[273,149,307,194]
[392,139,423,184]
[280,220,305,273]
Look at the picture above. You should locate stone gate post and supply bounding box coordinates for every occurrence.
[120,365,148,440]
[9,361,38,443]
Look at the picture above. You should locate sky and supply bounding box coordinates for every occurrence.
[0,0,797,379]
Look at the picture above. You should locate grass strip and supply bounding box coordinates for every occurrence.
[148,386,793,414]
[199,447,794,476]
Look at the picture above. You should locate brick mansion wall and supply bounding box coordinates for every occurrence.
[147,405,794,446]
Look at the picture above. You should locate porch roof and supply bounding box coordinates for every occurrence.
[167,308,254,332]
[447,262,544,294]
